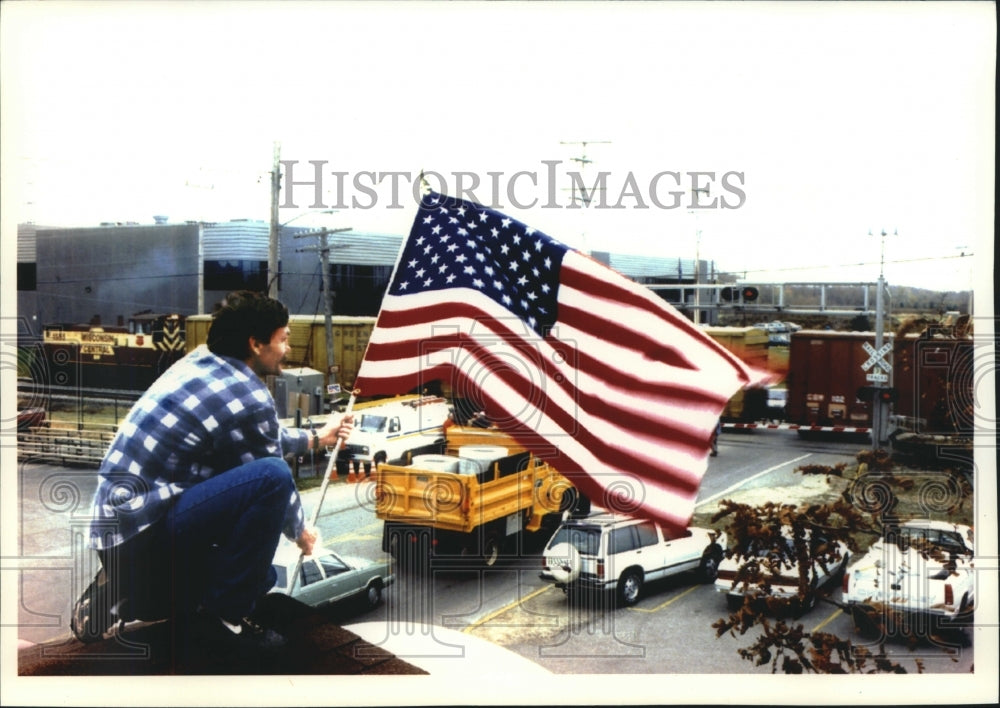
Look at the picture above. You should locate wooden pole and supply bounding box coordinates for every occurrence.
[268,141,281,298]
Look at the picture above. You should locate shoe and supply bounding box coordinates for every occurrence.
[71,569,128,643]
[192,613,288,655]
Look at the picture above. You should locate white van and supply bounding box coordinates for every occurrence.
[341,395,451,472]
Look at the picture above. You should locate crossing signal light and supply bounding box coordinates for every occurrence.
[720,286,758,302]
[857,386,897,403]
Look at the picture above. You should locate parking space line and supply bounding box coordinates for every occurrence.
[696,453,813,508]
[628,584,700,613]
[810,607,843,633]
[463,585,554,633]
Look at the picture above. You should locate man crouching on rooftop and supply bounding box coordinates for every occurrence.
[73,290,353,654]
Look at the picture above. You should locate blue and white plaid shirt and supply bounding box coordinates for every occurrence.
[88,346,310,550]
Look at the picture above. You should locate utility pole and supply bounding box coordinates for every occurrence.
[869,228,895,449]
[295,227,351,376]
[559,140,611,257]
[559,140,611,206]
[690,185,710,325]
[268,141,281,298]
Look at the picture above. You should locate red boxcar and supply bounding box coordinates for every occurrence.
[785,330,882,429]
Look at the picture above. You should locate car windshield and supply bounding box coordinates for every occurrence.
[359,414,387,433]
[890,526,971,555]
[746,537,796,560]
[549,526,601,556]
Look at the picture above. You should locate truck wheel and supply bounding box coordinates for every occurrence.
[617,570,643,606]
[387,531,401,559]
[482,535,501,567]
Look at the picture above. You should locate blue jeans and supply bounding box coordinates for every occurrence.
[101,457,296,623]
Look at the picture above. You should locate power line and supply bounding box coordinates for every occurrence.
[724,252,973,279]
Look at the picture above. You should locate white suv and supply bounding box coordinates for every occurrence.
[539,513,725,606]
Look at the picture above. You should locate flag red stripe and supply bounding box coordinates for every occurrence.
[362,300,732,424]
[443,367,700,528]
[364,300,732,406]
[560,259,758,383]
[362,320,716,459]
[357,311,718,495]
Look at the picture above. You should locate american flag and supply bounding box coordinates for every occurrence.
[355,191,766,535]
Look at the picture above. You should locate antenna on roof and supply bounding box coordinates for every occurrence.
[559,140,611,207]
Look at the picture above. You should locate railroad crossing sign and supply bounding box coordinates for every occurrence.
[861,342,892,372]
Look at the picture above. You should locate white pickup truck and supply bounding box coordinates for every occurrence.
[843,519,975,632]
[340,395,451,474]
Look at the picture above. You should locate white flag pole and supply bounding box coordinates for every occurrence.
[288,388,358,595]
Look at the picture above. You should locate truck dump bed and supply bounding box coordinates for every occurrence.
[374,427,570,534]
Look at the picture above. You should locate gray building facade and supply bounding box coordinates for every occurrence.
[17,220,405,336]
[18,220,713,337]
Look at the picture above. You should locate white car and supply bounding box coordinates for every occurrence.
[715,528,850,612]
[269,543,394,612]
[842,520,975,629]
[539,513,726,607]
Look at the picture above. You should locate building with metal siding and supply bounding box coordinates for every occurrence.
[17,220,406,332]
[18,220,711,333]
[592,250,713,284]
[279,228,402,317]
[32,223,203,329]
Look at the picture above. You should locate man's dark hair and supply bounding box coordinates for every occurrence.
[207,291,290,360]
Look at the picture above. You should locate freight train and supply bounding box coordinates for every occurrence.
[41,313,186,391]
[32,311,975,471]
[184,313,376,397]
[888,318,974,469]
[783,320,974,469]
[36,313,376,398]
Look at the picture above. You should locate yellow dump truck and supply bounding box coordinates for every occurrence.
[375,426,586,567]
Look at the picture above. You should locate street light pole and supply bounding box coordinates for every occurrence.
[690,185,710,325]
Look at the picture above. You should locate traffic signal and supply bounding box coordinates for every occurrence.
[720,286,758,302]
[857,386,897,403]
[878,387,898,403]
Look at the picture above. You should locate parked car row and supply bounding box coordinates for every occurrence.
[274,511,975,637]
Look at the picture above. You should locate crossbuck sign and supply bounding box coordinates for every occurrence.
[862,342,892,383]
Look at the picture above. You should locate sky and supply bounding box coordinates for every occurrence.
[1,1,994,297]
